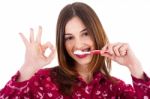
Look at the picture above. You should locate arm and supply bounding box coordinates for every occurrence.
[131,73,150,98]
[101,42,144,79]
[115,73,150,98]
[0,26,55,98]
[0,71,32,98]
[101,42,150,98]
[0,68,60,98]
[18,26,55,81]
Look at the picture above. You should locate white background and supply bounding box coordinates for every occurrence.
[0,0,150,89]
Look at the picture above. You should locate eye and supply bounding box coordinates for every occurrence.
[65,36,73,41]
[83,32,89,36]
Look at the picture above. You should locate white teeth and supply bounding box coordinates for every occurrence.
[74,50,90,55]
[74,50,83,55]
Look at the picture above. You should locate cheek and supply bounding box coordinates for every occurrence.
[65,42,73,53]
[91,41,95,48]
[86,38,95,47]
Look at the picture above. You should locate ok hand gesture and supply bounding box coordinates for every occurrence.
[19,26,55,81]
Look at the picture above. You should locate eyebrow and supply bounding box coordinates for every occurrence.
[65,28,87,35]
[80,28,87,33]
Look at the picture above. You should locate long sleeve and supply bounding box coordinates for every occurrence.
[132,73,150,98]
[0,68,65,99]
[0,71,33,98]
[116,73,150,99]
[1,68,150,99]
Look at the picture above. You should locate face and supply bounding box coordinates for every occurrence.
[65,16,95,67]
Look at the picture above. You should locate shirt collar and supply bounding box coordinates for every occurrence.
[76,71,106,85]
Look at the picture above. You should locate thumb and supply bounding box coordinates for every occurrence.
[101,50,113,60]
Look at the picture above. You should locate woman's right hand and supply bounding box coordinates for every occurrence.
[18,26,55,81]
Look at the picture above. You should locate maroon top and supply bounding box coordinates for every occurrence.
[0,67,150,99]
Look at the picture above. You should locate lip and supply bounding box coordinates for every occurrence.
[75,54,88,58]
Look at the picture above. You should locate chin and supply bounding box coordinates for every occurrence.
[77,60,91,66]
[73,56,93,66]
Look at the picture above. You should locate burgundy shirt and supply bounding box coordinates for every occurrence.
[0,68,150,99]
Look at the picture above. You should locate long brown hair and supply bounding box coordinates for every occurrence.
[54,2,111,95]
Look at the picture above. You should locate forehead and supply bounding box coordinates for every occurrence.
[65,16,86,34]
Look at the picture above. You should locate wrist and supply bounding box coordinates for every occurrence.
[18,64,40,82]
[128,64,144,79]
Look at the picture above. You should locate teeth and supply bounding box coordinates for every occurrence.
[74,48,91,55]
[74,50,83,55]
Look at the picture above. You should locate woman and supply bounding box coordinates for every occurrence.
[0,2,150,99]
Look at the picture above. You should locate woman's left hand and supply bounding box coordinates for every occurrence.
[101,42,144,79]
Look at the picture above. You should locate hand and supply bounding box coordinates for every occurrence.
[101,42,144,78]
[19,26,55,71]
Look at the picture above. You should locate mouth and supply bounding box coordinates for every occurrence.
[74,48,91,58]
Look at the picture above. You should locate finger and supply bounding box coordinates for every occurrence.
[101,51,114,60]
[101,44,112,57]
[42,42,53,50]
[101,43,108,51]
[42,42,55,56]
[30,28,34,43]
[119,43,128,56]
[113,43,123,56]
[102,43,115,55]
[44,42,55,63]
[100,44,108,55]
[36,26,42,44]
[19,33,29,47]
[107,43,115,55]
[120,51,127,56]
[48,46,55,59]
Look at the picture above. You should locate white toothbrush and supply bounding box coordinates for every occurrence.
[74,50,106,55]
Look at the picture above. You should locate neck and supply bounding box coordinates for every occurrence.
[75,64,93,83]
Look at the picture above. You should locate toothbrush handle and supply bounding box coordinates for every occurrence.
[91,50,102,54]
[91,50,107,55]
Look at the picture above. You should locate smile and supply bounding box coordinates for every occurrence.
[75,54,88,58]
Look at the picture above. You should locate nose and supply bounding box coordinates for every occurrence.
[74,39,84,50]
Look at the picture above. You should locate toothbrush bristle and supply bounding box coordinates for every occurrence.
[74,50,107,55]
[74,50,90,55]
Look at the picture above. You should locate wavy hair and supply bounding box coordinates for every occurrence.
[54,2,111,95]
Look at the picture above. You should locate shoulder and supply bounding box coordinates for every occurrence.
[35,66,59,76]
[28,67,60,93]
[31,66,60,81]
[110,76,125,84]
[108,76,133,92]
[29,66,60,85]
[109,76,129,87]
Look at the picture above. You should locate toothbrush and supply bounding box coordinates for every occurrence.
[74,50,106,55]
